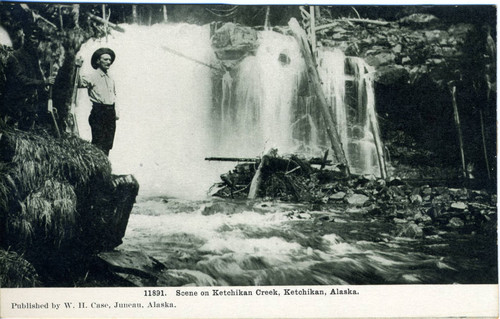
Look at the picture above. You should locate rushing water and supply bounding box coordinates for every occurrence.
[119,197,496,285]
[75,24,495,286]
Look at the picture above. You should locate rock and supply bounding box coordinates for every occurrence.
[376,179,387,188]
[399,14,440,27]
[450,202,467,210]
[447,217,465,228]
[392,44,402,54]
[374,65,409,85]
[330,191,346,200]
[410,194,423,204]
[85,174,139,251]
[365,52,396,67]
[394,218,407,224]
[421,186,432,196]
[346,193,370,206]
[396,222,423,238]
[297,212,312,219]
[402,56,411,64]
[387,177,405,186]
[202,201,246,215]
[98,250,166,286]
[211,23,258,60]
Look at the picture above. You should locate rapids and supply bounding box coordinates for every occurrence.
[119,198,496,285]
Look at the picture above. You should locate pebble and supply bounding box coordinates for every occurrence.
[450,202,467,210]
[347,193,369,206]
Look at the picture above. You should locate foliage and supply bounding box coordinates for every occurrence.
[0,129,112,250]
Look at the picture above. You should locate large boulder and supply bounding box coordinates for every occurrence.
[0,129,139,284]
[211,23,258,61]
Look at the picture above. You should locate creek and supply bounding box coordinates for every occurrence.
[119,197,496,285]
[75,24,495,286]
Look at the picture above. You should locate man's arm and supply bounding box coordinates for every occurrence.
[75,57,91,88]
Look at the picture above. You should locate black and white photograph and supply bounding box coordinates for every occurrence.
[0,1,497,317]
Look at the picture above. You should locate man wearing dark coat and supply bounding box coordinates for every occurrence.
[1,28,55,130]
[77,47,118,156]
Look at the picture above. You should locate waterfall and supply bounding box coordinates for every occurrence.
[214,30,305,157]
[76,24,224,199]
[76,24,384,199]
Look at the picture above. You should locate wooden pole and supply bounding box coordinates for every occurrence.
[132,5,138,24]
[449,83,467,179]
[309,6,317,57]
[87,13,125,32]
[102,4,108,42]
[315,6,321,19]
[147,6,152,26]
[369,114,387,179]
[480,109,491,179]
[288,18,349,174]
[162,5,168,23]
[264,6,271,29]
[72,4,80,28]
[58,5,64,30]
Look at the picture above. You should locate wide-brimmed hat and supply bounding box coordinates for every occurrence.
[91,47,116,69]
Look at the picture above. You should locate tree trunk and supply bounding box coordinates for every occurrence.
[72,4,79,28]
[480,109,491,179]
[449,84,467,179]
[132,5,138,24]
[288,18,350,174]
[162,5,168,23]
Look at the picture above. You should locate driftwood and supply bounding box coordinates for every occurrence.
[205,157,332,165]
[87,13,125,33]
[315,18,389,32]
[248,152,270,199]
[288,18,350,174]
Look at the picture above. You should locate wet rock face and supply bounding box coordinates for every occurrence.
[211,23,258,61]
[318,17,471,87]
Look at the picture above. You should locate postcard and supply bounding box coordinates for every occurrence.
[0,0,497,318]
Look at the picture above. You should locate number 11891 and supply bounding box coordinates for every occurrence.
[144,290,166,297]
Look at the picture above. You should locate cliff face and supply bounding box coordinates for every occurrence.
[313,13,495,179]
[0,129,139,286]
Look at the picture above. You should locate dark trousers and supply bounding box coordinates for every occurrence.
[89,104,116,156]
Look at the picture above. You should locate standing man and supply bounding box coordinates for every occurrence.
[1,27,56,130]
[76,47,118,156]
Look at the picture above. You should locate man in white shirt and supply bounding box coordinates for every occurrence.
[76,47,118,156]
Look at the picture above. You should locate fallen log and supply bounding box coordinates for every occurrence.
[87,13,125,33]
[315,18,389,32]
[205,156,332,165]
[288,18,350,174]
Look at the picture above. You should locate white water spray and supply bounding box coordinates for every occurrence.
[76,24,384,199]
[76,24,227,198]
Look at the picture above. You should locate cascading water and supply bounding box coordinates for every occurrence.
[317,50,383,177]
[214,30,306,158]
[74,23,493,287]
[76,24,384,199]
[76,24,228,198]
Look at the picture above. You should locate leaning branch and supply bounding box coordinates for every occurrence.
[87,13,125,33]
[19,4,58,29]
